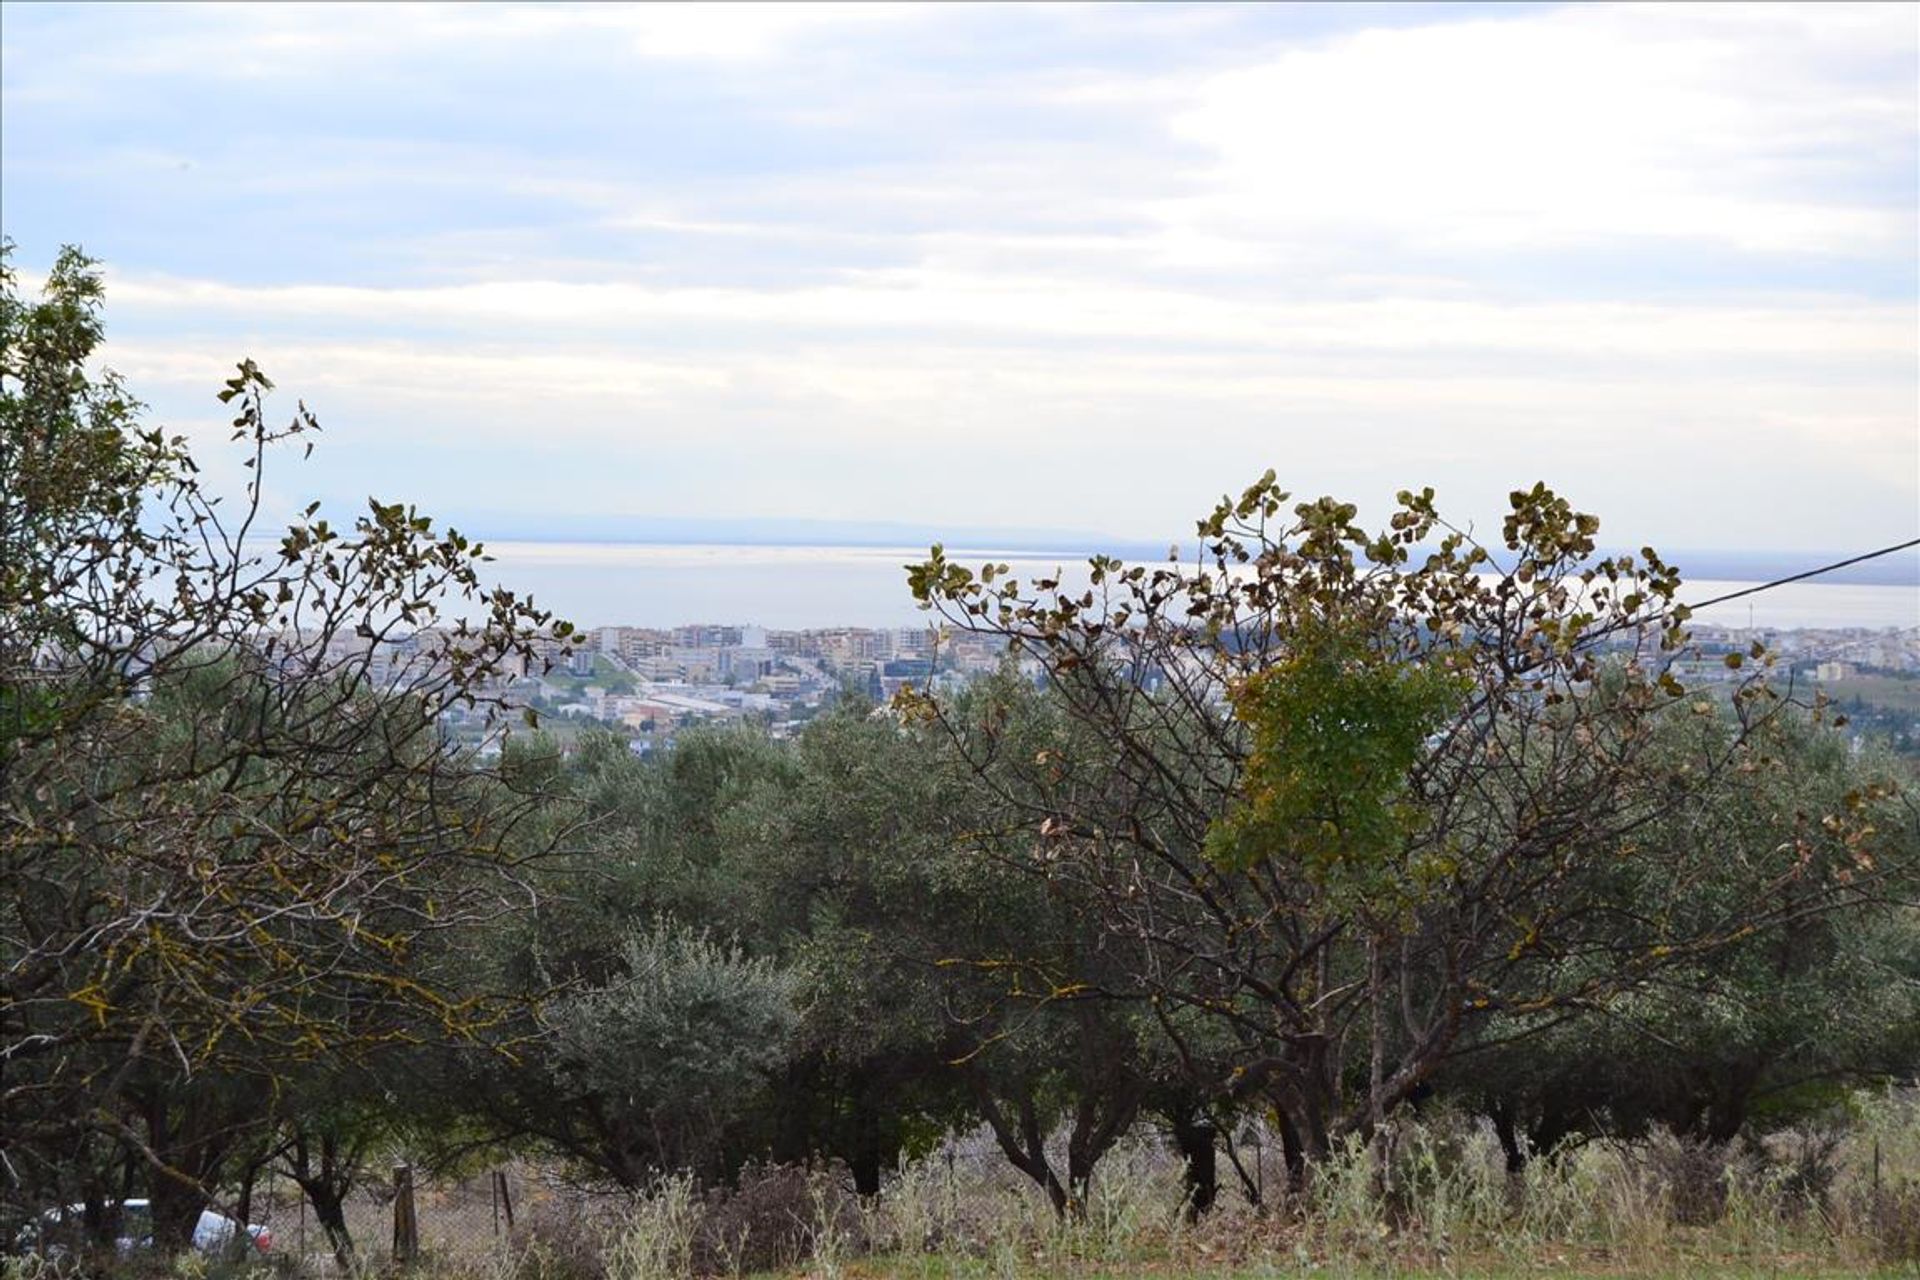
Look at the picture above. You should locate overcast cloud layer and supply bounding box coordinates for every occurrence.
[3,1,1915,552]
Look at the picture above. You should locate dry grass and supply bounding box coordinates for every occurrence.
[487,1089,1918,1280]
[10,1090,1913,1280]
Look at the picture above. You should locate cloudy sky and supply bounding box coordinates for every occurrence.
[3,1,1915,553]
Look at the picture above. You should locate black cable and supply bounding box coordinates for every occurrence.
[1681,538,1920,614]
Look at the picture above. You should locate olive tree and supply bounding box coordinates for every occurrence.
[1439,708,1920,1165]
[904,476,1904,1181]
[1,245,567,1246]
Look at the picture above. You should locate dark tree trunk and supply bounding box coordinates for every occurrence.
[1220,1124,1263,1209]
[1274,1108,1307,1195]
[1530,1111,1577,1164]
[1168,1112,1218,1221]
[149,1174,205,1254]
[132,1080,246,1255]
[79,1191,111,1252]
[286,1126,362,1272]
[1701,1060,1760,1145]
[1489,1102,1527,1176]
[969,1073,1072,1218]
[769,1059,822,1168]
[303,1183,355,1272]
[143,1095,207,1253]
[1064,1073,1145,1214]
[848,1100,884,1198]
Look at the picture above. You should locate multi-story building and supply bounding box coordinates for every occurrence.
[895,626,937,659]
[724,645,775,681]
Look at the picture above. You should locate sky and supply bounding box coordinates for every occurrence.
[3,1,1917,554]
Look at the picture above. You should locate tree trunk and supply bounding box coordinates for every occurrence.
[1064,1073,1145,1215]
[390,1164,418,1265]
[1220,1123,1263,1209]
[286,1126,362,1273]
[143,1098,205,1253]
[132,1083,239,1255]
[969,1073,1072,1218]
[1168,1112,1218,1221]
[1274,1108,1307,1195]
[79,1190,111,1253]
[303,1183,356,1273]
[1365,937,1392,1199]
[149,1174,204,1255]
[1701,1059,1760,1144]
[1489,1102,1527,1176]
[848,1100,884,1198]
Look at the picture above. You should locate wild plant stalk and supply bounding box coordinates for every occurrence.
[599,1175,697,1280]
[62,1091,1910,1278]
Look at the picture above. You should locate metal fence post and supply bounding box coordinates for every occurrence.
[495,1169,515,1235]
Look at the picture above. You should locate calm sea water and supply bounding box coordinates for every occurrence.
[469,543,1920,633]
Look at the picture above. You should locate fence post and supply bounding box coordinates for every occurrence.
[392,1163,419,1265]
[495,1169,515,1234]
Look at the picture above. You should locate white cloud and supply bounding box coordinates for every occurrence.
[1165,3,1916,257]
[96,269,1916,362]
[100,319,1913,461]
[6,1,1913,551]
[10,1,931,81]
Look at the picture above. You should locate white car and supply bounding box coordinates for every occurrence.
[15,1199,272,1258]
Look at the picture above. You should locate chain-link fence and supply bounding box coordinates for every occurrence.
[241,1162,533,1275]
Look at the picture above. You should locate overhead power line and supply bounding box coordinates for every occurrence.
[1681,538,1920,614]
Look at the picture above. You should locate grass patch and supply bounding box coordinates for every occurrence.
[779,1260,1904,1279]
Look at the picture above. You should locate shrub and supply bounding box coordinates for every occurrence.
[690,1163,860,1277]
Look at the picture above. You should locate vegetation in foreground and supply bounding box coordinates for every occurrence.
[4,251,1916,1277]
[500,1093,1920,1279]
[10,1093,1913,1278]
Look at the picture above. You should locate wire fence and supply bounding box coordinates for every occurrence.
[17,1098,1917,1276]
[253,1162,535,1275]
[244,1125,1212,1276]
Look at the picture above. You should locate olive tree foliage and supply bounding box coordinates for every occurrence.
[439,728,811,1189]
[712,706,974,1196]
[1438,708,1920,1165]
[904,475,1904,1177]
[541,924,801,1185]
[452,717,953,1189]
[446,705,1158,1215]
[1,246,568,1240]
[720,697,1159,1215]
[894,675,1176,1217]
[709,692,1172,1217]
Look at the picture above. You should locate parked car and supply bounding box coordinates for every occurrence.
[14,1199,271,1258]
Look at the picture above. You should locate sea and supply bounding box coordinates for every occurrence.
[466,542,1920,633]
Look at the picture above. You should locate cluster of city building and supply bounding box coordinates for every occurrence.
[386,619,1915,758]
[1757,625,1920,679]
[1660,623,1920,684]
[436,625,1014,754]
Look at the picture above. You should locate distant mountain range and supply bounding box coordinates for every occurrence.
[450,514,1920,587]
